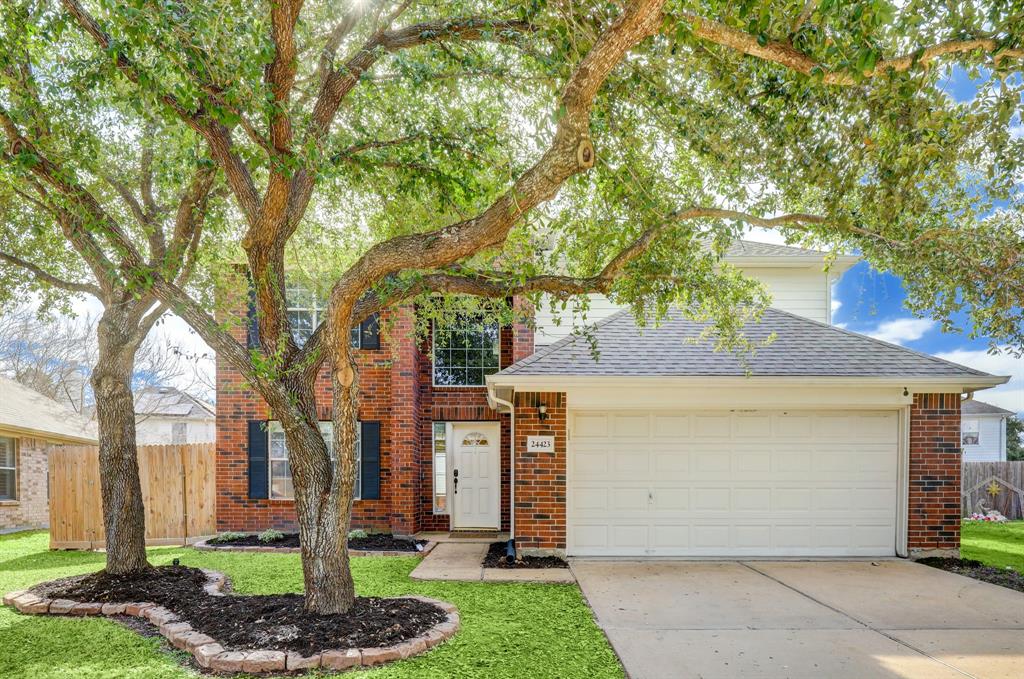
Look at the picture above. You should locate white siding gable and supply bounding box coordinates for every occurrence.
[535,265,835,346]
[961,415,1008,462]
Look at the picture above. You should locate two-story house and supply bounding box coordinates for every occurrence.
[216,241,1007,558]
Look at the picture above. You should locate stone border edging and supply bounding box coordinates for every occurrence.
[4,570,459,674]
[193,538,437,558]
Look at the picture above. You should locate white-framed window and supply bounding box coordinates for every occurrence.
[962,419,981,447]
[286,283,361,348]
[432,422,447,513]
[432,317,500,386]
[268,421,361,500]
[0,437,16,501]
[171,422,188,444]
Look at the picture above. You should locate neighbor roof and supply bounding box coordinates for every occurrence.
[0,376,98,444]
[962,399,1015,416]
[134,386,215,419]
[497,308,998,381]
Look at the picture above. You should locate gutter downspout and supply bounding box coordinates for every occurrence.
[492,392,516,562]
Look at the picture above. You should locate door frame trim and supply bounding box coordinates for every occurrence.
[450,421,501,530]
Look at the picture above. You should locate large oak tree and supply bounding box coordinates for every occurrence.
[7,0,1021,613]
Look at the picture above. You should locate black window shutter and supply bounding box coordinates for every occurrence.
[360,421,381,500]
[246,284,260,349]
[247,420,269,499]
[359,313,380,350]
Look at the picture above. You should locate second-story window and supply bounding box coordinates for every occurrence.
[286,283,326,347]
[286,283,369,348]
[433,316,500,386]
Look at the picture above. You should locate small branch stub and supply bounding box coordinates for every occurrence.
[576,138,595,169]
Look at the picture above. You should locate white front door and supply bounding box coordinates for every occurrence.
[451,423,500,529]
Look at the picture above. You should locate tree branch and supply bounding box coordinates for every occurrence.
[0,250,102,296]
[327,1,666,327]
[682,13,1024,85]
[61,0,262,226]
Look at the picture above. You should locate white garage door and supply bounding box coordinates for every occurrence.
[568,410,899,557]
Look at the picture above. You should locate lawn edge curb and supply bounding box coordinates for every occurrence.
[5,571,459,674]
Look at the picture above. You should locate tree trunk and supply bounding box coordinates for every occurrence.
[272,359,359,615]
[91,312,150,575]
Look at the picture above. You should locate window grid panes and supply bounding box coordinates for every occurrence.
[432,423,447,514]
[432,318,500,386]
[286,282,361,349]
[962,419,981,446]
[268,422,361,500]
[0,437,16,501]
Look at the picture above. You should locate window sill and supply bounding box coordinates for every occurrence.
[0,500,20,506]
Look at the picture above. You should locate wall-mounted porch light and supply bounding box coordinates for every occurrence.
[538,404,548,421]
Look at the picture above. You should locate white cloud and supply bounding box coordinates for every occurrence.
[934,348,1024,415]
[830,299,842,312]
[864,318,935,345]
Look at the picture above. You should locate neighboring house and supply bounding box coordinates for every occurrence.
[961,399,1015,462]
[216,241,1008,559]
[0,376,97,531]
[134,386,216,445]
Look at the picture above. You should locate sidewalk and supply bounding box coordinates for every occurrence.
[409,542,575,583]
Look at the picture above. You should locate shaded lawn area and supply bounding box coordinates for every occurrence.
[961,520,1024,574]
[0,531,621,679]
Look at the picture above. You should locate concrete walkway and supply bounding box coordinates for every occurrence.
[410,542,575,583]
[572,559,1024,679]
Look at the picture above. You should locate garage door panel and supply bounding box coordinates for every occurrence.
[567,410,898,557]
[651,488,689,511]
[734,414,772,437]
[652,450,689,473]
[612,487,649,512]
[612,414,650,438]
[653,414,690,437]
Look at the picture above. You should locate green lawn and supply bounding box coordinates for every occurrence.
[0,531,622,679]
[961,520,1024,574]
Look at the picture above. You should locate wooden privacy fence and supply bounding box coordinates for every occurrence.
[49,443,216,550]
[961,461,1024,520]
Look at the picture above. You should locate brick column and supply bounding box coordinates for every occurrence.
[388,306,420,535]
[908,393,962,556]
[513,392,566,555]
[511,297,535,363]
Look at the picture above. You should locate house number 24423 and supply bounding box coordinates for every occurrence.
[526,436,555,453]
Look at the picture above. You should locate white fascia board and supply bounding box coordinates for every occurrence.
[487,373,1008,393]
[725,254,861,272]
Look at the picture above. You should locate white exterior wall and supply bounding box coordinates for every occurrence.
[961,415,1007,462]
[534,266,833,346]
[135,416,216,445]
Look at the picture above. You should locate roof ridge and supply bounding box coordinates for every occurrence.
[764,307,993,377]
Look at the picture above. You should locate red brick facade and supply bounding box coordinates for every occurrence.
[215,293,519,536]
[513,392,567,552]
[907,393,962,553]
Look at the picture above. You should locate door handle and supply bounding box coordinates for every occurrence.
[453,469,458,494]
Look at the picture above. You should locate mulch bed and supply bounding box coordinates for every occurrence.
[482,542,569,569]
[30,566,445,654]
[212,533,426,552]
[916,557,1024,593]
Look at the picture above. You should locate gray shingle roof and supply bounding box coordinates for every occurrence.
[725,240,834,258]
[134,387,215,418]
[962,399,1015,416]
[500,308,994,379]
[0,376,97,443]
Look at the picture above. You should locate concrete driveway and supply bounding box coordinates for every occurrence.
[572,560,1024,679]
